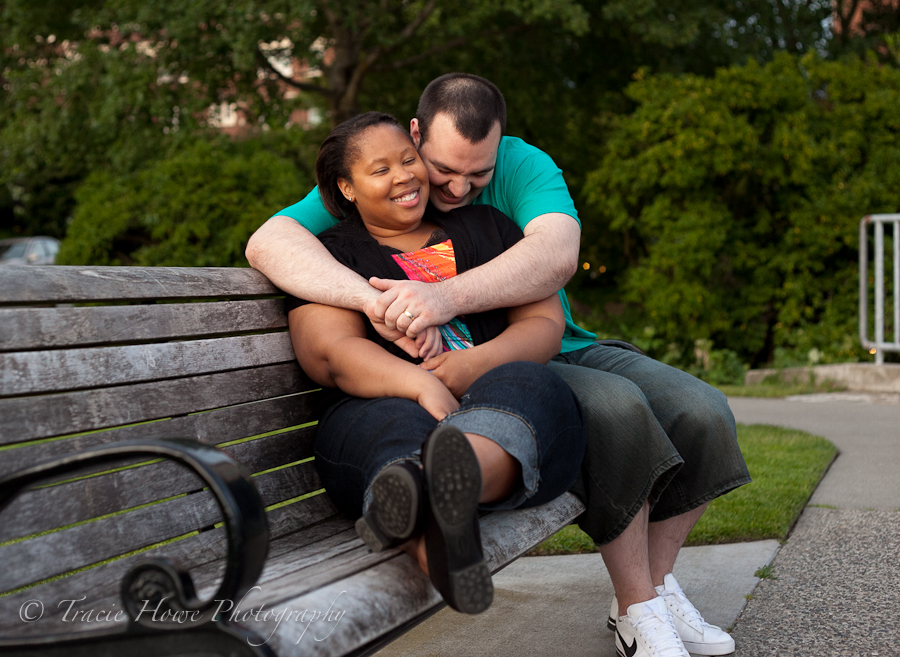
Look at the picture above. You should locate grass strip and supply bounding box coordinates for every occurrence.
[714,380,845,398]
[528,423,837,556]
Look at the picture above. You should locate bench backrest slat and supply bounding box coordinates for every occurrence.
[1,333,296,396]
[0,299,288,351]
[0,392,325,478]
[0,460,323,592]
[0,266,278,303]
[1,426,316,541]
[1,362,311,444]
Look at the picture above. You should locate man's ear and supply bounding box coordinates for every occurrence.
[337,178,355,202]
[410,118,422,148]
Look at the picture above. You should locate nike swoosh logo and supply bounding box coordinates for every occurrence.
[617,628,638,657]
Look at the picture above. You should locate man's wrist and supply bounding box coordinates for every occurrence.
[437,277,464,318]
[351,282,383,314]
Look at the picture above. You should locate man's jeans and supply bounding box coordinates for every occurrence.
[314,361,586,518]
[549,344,751,546]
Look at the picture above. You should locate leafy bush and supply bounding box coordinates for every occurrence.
[582,52,900,367]
[58,137,311,267]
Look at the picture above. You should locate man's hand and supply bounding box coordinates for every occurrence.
[362,298,443,359]
[416,378,460,420]
[419,349,488,399]
[369,277,457,338]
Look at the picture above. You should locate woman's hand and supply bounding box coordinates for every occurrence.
[416,377,460,420]
[416,325,443,361]
[419,349,487,399]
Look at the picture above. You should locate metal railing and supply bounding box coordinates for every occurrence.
[860,214,900,365]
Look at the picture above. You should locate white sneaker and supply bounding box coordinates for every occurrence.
[614,596,690,657]
[655,573,735,656]
[608,575,735,655]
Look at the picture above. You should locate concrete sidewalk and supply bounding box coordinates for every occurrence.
[374,393,899,657]
[377,541,779,657]
[728,394,900,656]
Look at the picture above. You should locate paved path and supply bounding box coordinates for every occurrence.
[729,394,900,656]
[376,541,779,657]
[729,394,900,509]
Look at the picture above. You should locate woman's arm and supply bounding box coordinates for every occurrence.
[288,303,459,420]
[418,293,565,399]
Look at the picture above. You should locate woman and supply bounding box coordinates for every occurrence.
[287,112,585,614]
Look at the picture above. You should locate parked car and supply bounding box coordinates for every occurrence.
[0,236,61,266]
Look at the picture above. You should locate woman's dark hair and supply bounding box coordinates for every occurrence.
[416,73,506,147]
[316,111,410,218]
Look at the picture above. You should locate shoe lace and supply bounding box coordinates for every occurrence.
[663,586,708,628]
[632,607,686,657]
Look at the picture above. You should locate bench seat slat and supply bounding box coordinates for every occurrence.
[0,500,345,637]
[0,300,288,352]
[0,333,296,397]
[0,392,327,478]
[0,362,313,445]
[0,494,585,648]
[0,462,323,592]
[240,494,586,656]
[1,427,316,541]
[0,266,278,304]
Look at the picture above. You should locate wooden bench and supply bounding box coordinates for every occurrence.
[0,265,586,657]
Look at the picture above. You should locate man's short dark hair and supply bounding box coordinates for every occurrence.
[416,73,507,146]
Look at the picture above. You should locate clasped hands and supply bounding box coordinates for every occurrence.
[363,276,484,402]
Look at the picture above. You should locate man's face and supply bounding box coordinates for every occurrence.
[410,113,501,212]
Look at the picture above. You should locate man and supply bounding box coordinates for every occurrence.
[246,73,750,657]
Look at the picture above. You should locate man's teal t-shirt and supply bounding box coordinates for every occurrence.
[272,135,597,353]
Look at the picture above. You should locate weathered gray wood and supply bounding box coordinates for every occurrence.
[0,263,590,657]
[0,498,345,634]
[0,299,288,351]
[0,461,324,591]
[0,492,585,649]
[239,494,586,657]
[0,522,369,638]
[244,555,438,657]
[0,333,296,396]
[0,391,329,478]
[0,362,314,445]
[0,266,279,304]
[1,427,317,541]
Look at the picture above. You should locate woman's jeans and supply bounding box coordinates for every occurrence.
[314,361,586,518]
[549,344,751,545]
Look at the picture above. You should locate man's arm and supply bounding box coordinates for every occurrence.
[247,215,442,359]
[246,215,378,310]
[371,211,580,336]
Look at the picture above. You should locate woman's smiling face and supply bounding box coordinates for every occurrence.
[338,124,430,237]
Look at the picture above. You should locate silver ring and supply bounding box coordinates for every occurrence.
[403,310,416,321]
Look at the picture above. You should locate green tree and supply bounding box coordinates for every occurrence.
[583,52,900,367]
[57,138,310,266]
[1,0,591,240]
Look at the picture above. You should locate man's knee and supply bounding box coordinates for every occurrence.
[672,384,736,442]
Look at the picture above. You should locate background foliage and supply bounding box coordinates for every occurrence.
[3,0,899,371]
[582,53,900,368]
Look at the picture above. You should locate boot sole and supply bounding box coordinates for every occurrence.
[423,425,492,614]
[356,463,422,552]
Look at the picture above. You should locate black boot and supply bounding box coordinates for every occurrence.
[356,460,426,552]
[422,424,493,614]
